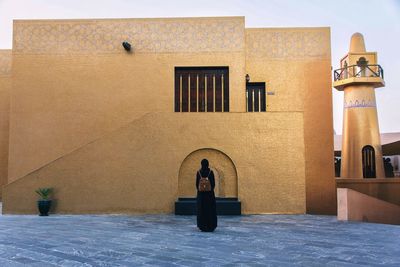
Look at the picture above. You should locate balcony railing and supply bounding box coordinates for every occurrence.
[333,64,384,81]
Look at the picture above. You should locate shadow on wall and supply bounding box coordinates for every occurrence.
[178,148,238,198]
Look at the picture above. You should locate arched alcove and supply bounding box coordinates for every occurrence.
[178,148,238,197]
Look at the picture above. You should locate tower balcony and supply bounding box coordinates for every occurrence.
[333,64,385,91]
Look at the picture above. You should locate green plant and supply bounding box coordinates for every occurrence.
[35,188,53,200]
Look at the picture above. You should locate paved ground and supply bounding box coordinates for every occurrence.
[0,204,399,266]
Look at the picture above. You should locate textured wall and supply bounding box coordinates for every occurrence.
[0,50,11,199]
[9,17,246,182]
[13,17,244,54]
[337,187,400,225]
[341,85,385,178]
[337,178,400,206]
[246,28,336,214]
[346,52,377,66]
[3,112,305,214]
[4,18,335,215]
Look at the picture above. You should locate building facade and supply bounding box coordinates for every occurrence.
[0,17,336,215]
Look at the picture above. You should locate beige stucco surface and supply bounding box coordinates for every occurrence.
[245,28,336,214]
[3,112,306,214]
[337,188,400,225]
[3,17,336,214]
[335,33,385,179]
[337,178,400,206]
[8,17,246,182]
[341,85,385,178]
[0,50,11,199]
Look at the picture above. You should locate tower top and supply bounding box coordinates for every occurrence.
[349,32,366,53]
[333,32,384,91]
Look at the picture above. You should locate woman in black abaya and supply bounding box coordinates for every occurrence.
[196,159,217,232]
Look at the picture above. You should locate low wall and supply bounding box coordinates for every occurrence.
[0,50,11,200]
[336,178,400,206]
[3,112,307,215]
[337,188,400,225]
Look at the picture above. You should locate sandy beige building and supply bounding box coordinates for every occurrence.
[0,16,336,215]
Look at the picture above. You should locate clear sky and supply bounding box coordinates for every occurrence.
[0,0,399,133]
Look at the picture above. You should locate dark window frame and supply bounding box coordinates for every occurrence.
[174,67,229,112]
[362,145,376,178]
[246,82,266,112]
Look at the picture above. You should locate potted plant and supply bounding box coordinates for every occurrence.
[35,188,53,216]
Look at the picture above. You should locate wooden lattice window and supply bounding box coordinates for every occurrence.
[175,67,229,112]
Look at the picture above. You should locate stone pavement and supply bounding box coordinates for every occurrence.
[0,204,399,266]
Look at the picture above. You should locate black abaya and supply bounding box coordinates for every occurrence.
[196,168,217,232]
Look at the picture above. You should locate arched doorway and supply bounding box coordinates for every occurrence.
[357,57,368,77]
[362,145,376,178]
[178,148,238,198]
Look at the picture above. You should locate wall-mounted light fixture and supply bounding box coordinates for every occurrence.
[122,41,132,52]
[245,74,250,83]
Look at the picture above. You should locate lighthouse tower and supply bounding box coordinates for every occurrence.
[333,33,385,178]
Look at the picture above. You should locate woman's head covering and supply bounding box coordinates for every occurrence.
[201,159,209,169]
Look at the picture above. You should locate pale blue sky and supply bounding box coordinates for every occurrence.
[0,0,399,133]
